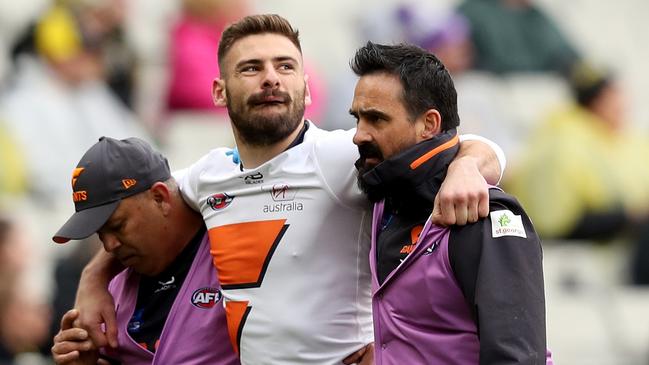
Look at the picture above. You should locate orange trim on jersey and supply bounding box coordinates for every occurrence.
[208,219,287,289]
[409,135,459,170]
[225,301,250,354]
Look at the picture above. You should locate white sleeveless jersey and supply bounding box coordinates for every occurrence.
[179,124,374,364]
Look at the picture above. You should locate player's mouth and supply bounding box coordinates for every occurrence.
[249,91,291,107]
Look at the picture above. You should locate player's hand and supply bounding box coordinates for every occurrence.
[432,156,489,226]
[75,266,118,349]
[51,309,100,365]
[343,342,374,365]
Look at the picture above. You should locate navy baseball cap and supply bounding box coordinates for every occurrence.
[53,137,171,243]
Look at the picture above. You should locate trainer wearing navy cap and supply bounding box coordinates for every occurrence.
[53,137,172,244]
[51,137,238,365]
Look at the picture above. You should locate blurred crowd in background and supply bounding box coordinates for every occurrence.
[0,0,649,364]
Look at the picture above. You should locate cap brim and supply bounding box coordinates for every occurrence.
[52,201,120,244]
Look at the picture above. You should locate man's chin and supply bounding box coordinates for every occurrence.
[358,160,380,173]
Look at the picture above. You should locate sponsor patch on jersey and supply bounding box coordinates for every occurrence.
[263,202,303,213]
[191,287,222,309]
[270,184,297,201]
[207,193,233,210]
[490,210,526,238]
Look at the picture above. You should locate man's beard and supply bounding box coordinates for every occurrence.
[227,88,305,147]
[355,142,386,203]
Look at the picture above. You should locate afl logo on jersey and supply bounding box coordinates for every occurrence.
[191,287,222,309]
[207,193,233,210]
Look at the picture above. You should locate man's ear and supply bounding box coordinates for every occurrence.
[304,74,312,106]
[149,182,172,215]
[212,78,227,107]
[420,109,442,140]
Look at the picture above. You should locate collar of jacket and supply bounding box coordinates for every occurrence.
[361,129,459,212]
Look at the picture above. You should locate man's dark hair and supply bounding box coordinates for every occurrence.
[218,14,302,71]
[350,41,460,130]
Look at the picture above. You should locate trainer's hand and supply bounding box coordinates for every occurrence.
[432,156,489,226]
[51,309,99,365]
[75,266,118,349]
[343,343,374,365]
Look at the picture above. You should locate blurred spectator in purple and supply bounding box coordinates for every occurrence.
[166,0,326,121]
[395,5,474,75]
[456,0,581,77]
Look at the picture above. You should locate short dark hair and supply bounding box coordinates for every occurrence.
[218,14,302,70]
[350,41,460,131]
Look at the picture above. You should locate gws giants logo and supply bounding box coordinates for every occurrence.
[191,287,222,309]
[207,193,233,210]
[71,167,87,202]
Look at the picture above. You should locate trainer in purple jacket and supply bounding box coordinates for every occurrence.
[51,137,238,365]
[350,42,553,364]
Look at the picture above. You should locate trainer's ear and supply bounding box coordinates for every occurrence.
[419,109,442,140]
[213,78,227,107]
[149,182,172,215]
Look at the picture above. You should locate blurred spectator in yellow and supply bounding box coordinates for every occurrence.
[457,0,581,77]
[34,0,134,106]
[1,0,151,208]
[507,63,649,282]
[0,121,27,197]
[0,215,51,363]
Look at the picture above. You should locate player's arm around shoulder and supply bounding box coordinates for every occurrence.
[313,128,368,209]
[450,189,547,364]
[432,134,506,226]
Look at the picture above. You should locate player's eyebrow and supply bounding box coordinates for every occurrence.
[235,56,299,69]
